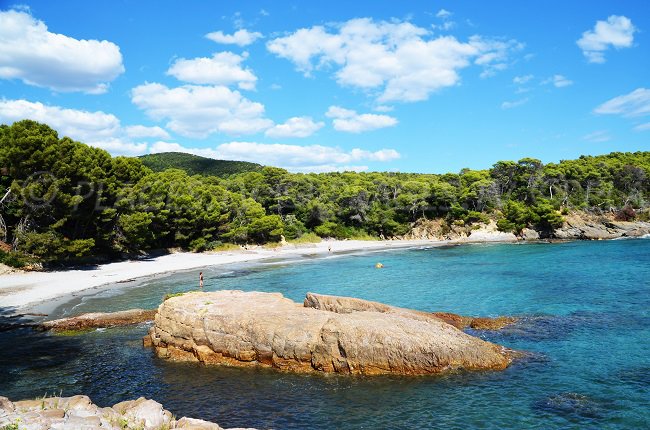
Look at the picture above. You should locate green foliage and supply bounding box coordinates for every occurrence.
[1,120,648,265]
[138,152,262,177]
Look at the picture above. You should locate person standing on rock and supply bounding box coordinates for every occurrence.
[199,272,204,289]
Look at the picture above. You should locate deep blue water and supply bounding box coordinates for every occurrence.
[1,240,649,429]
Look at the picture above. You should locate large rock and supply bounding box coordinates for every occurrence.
[304,293,518,330]
[149,290,515,375]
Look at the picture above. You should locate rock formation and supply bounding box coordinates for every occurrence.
[553,213,650,240]
[41,309,156,332]
[148,290,516,375]
[0,395,254,430]
[303,293,517,330]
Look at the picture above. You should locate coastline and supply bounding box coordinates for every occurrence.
[0,238,450,315]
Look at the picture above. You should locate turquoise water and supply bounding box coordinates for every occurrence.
[1,240,649,428]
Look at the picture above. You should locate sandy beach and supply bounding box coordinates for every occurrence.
[0,239,445,314]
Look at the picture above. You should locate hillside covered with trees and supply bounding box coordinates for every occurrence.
[139,152,262,177]
[1,120,648,266]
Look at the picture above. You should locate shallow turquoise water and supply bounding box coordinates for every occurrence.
[1,240,649,428]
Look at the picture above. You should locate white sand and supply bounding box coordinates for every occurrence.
[0,239,443,313]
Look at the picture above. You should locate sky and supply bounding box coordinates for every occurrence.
[0,0,648,173]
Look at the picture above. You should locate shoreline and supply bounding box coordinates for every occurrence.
[0,238,451,315]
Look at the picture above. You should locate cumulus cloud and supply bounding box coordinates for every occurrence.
[149,141,400,172]
[167,51,257,90]
[267,18,522,103]
[582,130,611,143]
[544,74,573,88]
[265,116,324,138]
[436,9,452,19]
[205,29,262,46]
[0,99,149,155]
[131,83,273,138]
[124,125,170,139]
[594,88,650,117]
[501,97,529,110]
[0,9,124,93]
[326,106,397,133]
[577,15,636,63]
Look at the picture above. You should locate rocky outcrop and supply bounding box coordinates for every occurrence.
[401,219,517,242]
[553,213,650,240]
[41,309,156,332]
[149,290,515,375]
[0,395,253,430]
[304,293,518,330]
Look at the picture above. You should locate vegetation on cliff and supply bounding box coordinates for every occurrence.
[0,120,649,265]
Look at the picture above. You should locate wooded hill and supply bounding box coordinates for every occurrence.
[0,120,648,266]
[139,152,262,177]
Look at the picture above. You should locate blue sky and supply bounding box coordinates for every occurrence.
[0,0,648,173]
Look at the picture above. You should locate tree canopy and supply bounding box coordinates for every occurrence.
[1,120,649,265]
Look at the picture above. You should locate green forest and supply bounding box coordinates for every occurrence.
[1,120,649,267]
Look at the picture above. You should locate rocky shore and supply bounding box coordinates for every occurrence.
[0,395,253,430]
[402,212,650,241]
[148,290,516,375]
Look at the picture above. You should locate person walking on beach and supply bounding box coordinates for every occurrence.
[199,271,204,289]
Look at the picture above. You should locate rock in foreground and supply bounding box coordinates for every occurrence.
[149,290,515,375]
[0,395,254,430]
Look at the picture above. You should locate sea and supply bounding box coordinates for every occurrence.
[1,239,649,429]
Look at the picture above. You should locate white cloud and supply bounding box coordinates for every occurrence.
[513,74,533,85]
[594,88,650,117]
[374,105,394,112]
[149,141,400,172]
[205,29,262,46]
[167,52,257,90]
[124,125,170,139]
[131,83,273,138]
[543,74,573,88]
[501,97,529,109]
[552,74,573,88]
[0,99,147,155]
[265,116,324,138]
[267,18,522,103]
[582,130,611,143]
[326,106,397,133]
[633,122,650,132]
[436,9,452,19]
[0,9,124,93]
[577,15,636,63]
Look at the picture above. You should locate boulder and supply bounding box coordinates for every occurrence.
[305,293,517,331]
[149,290,516,375]
[521,228,540,241]
[0,395,252,430]
[41,309,156,332]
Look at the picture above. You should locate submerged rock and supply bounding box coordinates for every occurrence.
[149,290,516,375]
[534,392,604,419]
[40,309,156,332]
[0,395,252,430]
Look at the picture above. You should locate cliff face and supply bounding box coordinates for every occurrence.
[149,291,515,375]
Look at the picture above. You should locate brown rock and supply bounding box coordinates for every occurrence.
[41,309,156,332]
[470,316,518,330]
[150,290,515,375]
